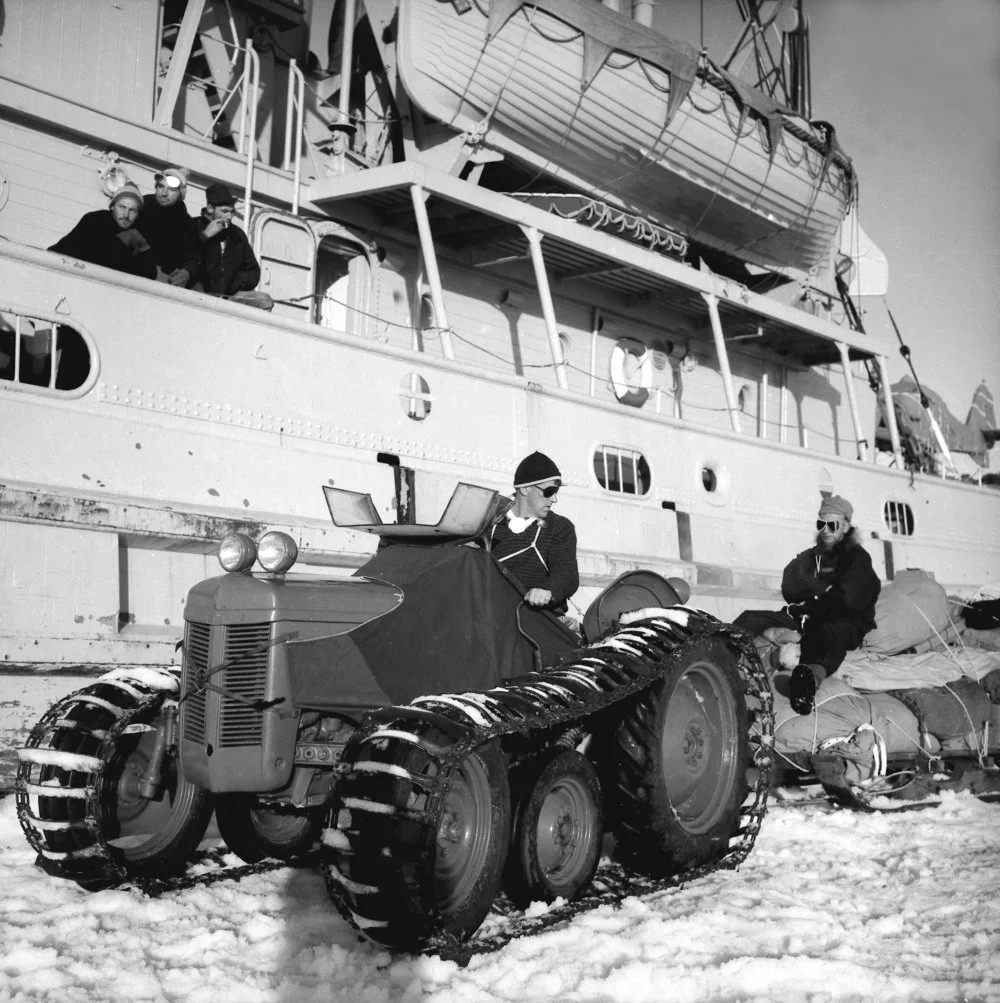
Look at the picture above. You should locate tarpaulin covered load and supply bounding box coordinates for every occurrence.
[862,569,956,655]
[889,677,993,746]
[838,646,1000,691]
[769,675,921,782]
[767,668,998,783]
[285,543,579,709]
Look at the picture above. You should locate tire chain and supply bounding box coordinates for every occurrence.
[15,670,180,888]
[326,610,774,952]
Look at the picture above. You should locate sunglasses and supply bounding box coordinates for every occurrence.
[537,484,560,498]
[154,175,183,190]
[816,519,842,532]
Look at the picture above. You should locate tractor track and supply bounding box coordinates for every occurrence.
[325,609,774,951]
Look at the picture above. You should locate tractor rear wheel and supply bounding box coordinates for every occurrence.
[614,637,749,875]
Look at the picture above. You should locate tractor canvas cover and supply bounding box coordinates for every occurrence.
[285,543,579,708]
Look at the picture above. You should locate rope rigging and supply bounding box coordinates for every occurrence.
[885,302,930,409]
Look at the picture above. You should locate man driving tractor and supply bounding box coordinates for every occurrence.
[490,451,579,615]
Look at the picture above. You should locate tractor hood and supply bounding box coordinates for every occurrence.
[184,572,403,626]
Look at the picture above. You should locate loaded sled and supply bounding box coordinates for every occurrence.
[752,572,1000,810]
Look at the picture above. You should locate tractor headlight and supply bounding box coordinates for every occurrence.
[257,531,298,573]
[218,533,257,572]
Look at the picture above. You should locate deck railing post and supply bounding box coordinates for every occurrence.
[701,292,742,433]
[522,226,569,391]
[836,341,868,461]
[760,368,769,438]
[875,355,904,469]
[589,307,600,398]
[284,59,305,214]
[409,184,455,361]
[242,41,259,222]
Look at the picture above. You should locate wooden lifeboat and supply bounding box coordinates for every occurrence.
[396,0,855,275]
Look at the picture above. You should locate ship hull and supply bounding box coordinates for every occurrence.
[3,243,998,670]
[396,0,853,274]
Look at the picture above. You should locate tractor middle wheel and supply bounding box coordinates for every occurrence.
[506,749,604,908]
[215,795,324,864]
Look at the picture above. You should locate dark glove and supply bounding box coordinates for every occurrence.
[783,601,814,627]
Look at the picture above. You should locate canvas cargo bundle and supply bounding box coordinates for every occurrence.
[863,569,953,656]
[889,676,993,743]
[769,675,921,783]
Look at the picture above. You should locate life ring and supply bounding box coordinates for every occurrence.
[610,337,653,407]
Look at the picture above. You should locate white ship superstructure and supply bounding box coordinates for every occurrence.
[1,0,997,670]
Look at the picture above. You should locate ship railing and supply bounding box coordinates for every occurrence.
[237,39,261,220]
[283,60,306,216]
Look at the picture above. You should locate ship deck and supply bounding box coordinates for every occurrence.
[308,161,884,369]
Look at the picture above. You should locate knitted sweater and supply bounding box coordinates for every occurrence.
[489,511,579,614]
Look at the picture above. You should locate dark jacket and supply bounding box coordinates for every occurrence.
[489,510,579,614]
[49,210,157,279]
[196,214,261,295]
[140,195,200,280]
[781,533,881,631]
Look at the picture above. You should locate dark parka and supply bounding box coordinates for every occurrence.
[734,531,881,678]
[49,210,157,279]
[781,534,881,632]
[139,194,201,281]
[196,213,261,296]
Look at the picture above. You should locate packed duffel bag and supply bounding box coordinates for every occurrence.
[863,568,950,656]
[889,676,992,744]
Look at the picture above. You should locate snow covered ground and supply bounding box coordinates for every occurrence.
[2,675,999,1001]
[1,788,999,1003]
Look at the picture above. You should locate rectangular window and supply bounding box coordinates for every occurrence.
[883,500,915,536]
[0,310,91,393]
[593,446,651,496]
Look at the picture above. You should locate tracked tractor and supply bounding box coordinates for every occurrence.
[17,481,772,950]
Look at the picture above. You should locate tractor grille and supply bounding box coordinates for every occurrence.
[181,621,211,743]
[219,622,271,746]
[181,621,271,748]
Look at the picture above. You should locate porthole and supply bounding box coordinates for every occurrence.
[593,446,650,496]
[700,460,730,499]
[884,500,915,536]
[399,373,432,421]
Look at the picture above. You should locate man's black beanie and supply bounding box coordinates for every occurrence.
[513,451,561,487]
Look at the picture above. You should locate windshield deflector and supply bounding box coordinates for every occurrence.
[323,481,510,543]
